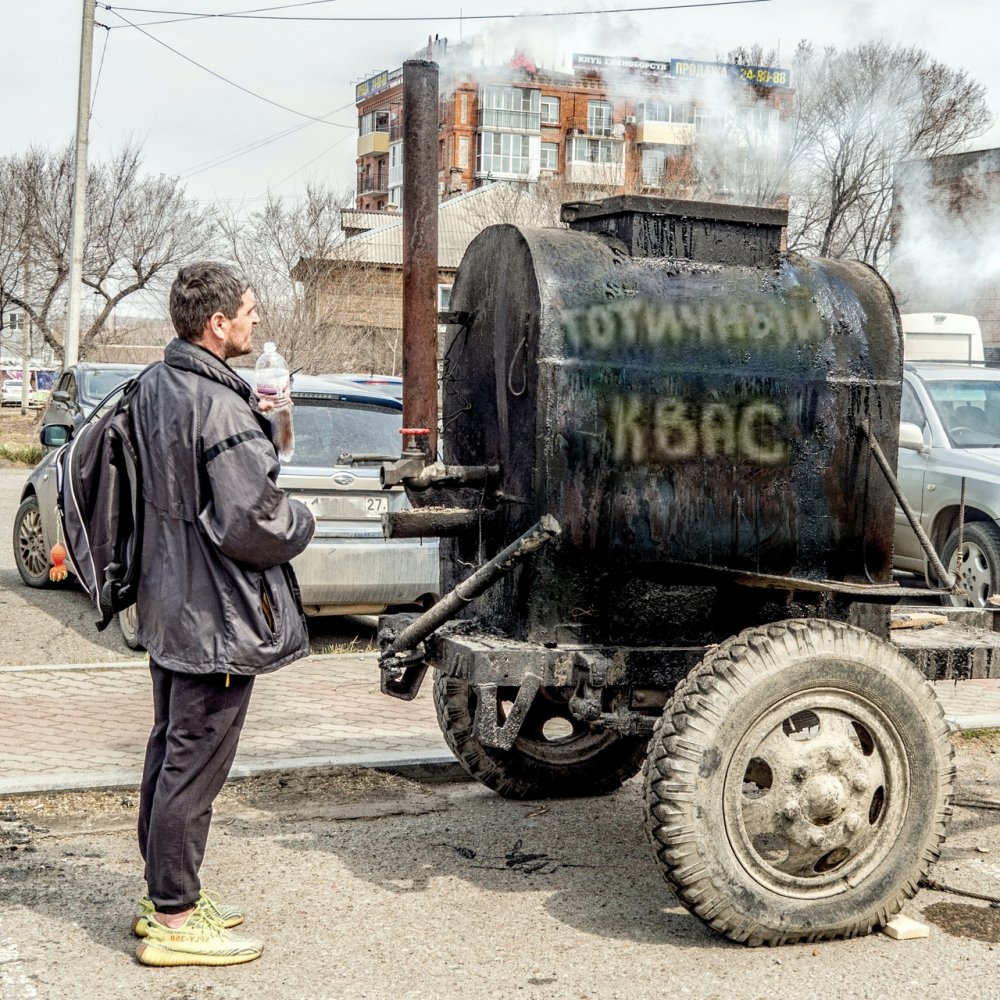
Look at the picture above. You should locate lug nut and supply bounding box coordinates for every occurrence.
[782,799,798,821]
[828,745,846,764]
[851,775,869,792]
[809,830,825,847]
[844,812,861,833]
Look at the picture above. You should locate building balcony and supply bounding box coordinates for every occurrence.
[478,108,541,132]
[357,172,389,195]
[357,131,390,157]
[636,122,696,146]
[564,159,626,186]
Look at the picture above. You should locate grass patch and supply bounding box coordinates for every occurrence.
[310,636,379,656]
[0,411,44,466]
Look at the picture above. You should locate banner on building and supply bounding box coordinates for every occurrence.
[573,53,670,75]
[670,59,790,87]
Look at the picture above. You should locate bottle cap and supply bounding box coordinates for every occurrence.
[262,342,276,354]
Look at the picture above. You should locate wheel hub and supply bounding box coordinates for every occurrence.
[726,692,906,895]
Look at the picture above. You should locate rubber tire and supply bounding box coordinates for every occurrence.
[118,604,146,651]
[643,618,954,946]
[13,495,53,588]
[433,674,649,800]
[940,521,1000,608]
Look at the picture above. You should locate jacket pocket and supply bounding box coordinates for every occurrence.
[259,572,277,642]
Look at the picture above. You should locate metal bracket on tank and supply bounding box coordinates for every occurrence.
[567,650,610,723]
[474,672,542,750]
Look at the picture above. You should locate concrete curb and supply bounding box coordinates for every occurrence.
[947,714,1000,731]
[0,751,461,798]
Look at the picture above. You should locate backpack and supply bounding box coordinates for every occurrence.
[56,367,156,631]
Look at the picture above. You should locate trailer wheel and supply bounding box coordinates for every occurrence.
[434,675,648,800]
[643,619,954,946]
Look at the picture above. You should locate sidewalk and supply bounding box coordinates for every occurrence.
[2,653,1000,796]
[0,654,451,796]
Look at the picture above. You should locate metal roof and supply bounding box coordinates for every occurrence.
[325,183,553,269]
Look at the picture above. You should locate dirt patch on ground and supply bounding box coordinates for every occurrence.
[0,765,453,847]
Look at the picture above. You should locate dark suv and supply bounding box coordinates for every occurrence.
[40,363,145,446]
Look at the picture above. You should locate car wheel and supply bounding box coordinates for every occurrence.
[118,604,146,651]
[13,496,54,588]
[940,521,1000,608]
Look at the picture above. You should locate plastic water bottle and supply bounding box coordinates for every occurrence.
[255,342,295,463]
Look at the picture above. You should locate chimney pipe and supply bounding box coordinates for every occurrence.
[401,58,439,459]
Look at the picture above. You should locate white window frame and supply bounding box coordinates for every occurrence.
[569,136,622,164]
[587,100,613,136]
[476,131,531,176]
[540,95,560,125]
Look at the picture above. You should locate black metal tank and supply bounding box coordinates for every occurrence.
[438,196,902,646]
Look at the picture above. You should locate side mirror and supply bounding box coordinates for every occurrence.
[40,424,71,448]
[898,421,926,452]
[51,390,71,404]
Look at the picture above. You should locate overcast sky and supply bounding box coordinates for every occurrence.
[3,0,998,212]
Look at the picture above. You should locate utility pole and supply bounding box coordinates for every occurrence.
[20,258,31,416]
[64,0,95,368]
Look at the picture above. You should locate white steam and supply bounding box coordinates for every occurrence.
[888,154,1000,314]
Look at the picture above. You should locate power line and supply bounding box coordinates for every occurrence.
[105,8,355,126]
[263,129,354,193]
[178,101,355,178]
[90,23,113,116]
[100,0,344,30]
[104,1,771,24]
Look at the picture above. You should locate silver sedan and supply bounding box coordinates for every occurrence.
[12,373,439,647]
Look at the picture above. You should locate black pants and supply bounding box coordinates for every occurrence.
[138,661,255,912]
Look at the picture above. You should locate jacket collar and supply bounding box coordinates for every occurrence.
[164,338,255,405]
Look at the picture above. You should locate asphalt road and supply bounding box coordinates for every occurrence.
[3,749,1000,1000]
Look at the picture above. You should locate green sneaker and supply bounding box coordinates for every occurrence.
[135,906,262,968]
[132,889,245,937]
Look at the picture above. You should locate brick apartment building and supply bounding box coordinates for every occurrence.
[355,42,792,212]
[890,148,1000,351]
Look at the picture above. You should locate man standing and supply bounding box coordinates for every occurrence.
[130,262,315,967]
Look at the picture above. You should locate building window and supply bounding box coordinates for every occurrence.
[642,147,667,185]
[587,100,613,136]
[637,101,694,124]
[540,95,560,125]
[438,284,453,311]
[477,132,531,176]
[479,85,540,131]
[569,136,621,164]
[695,108,727,137]
[458,135,470,169]
[540,142,558,171]
[359,109,390,135]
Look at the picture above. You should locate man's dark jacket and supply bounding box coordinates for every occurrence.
[133,338,314,674]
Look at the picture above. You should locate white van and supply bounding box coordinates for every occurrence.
[900,312,984,363]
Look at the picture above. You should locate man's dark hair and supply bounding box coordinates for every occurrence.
[170,262,249,341]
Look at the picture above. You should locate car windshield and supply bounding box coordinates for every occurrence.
[926,379,1000,447]
[81,368,138,404]
[289,396,401,466]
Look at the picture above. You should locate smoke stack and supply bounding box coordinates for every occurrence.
[401,59,440,458]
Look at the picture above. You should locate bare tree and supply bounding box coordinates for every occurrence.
[0,142,217,359]
[785,41,992,268]
[216,183,363,372]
